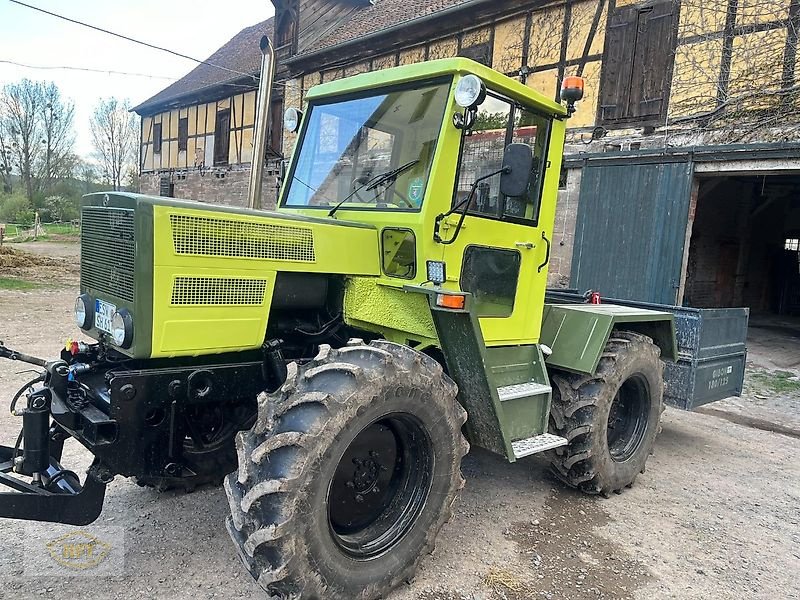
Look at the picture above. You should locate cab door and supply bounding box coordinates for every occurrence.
[440,92,553,346]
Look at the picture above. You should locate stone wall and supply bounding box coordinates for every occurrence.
[139,163,281,210]
[547,168,581,288]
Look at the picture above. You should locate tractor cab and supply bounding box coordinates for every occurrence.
[278,58,570,346]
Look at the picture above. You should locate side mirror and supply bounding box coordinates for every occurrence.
[499,143,534,198]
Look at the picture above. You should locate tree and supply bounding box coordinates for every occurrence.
[39,83,78,192]
[90,98,138,191]
[0,79,76,200]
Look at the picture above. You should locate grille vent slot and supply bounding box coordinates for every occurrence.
[170,214,315,262]
[81,207,135,302]
[171,276,267,306]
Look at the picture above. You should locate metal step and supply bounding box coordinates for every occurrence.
[512,433,567,459]
[497,381,551,402]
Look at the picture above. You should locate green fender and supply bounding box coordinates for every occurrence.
[540,303,677,375]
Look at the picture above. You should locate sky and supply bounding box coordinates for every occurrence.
[0,0,274,158]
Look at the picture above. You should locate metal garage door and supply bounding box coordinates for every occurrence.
[570,161,694,305]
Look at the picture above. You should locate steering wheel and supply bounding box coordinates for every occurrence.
[351,176,374,203]
[387,187,413,208]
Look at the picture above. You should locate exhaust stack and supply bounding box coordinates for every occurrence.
[247,35,275,210]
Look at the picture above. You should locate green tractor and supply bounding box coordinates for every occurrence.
[0,41,741,600]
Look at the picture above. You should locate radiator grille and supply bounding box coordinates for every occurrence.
[81,207,135,302]
[171,276,267,306]
[170,214,315,262]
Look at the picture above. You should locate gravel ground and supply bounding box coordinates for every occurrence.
[0,244,798,600]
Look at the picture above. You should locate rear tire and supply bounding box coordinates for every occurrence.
[548,330,664,496]
[225,340,468,600]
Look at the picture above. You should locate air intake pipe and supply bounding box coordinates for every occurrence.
[247,35,275,210]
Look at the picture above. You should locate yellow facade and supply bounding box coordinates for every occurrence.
[670,38,725,118]
[493,16,527,74]
[398,46,426,66]
[427,38,458,61]
[528,5,565,66]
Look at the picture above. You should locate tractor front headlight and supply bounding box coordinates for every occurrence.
[454,75,486,108]
[110,309,134,349]
[74,294,93,330]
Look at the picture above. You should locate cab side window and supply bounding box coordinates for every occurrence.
[453,93,550,226]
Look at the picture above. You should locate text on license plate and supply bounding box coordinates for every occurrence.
[95,299,116,333]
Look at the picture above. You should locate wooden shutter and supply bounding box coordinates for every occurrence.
[153,123,162,154]
[629,1,676,119]
[177,117,188,151]
[599,0,676,123]
[599,5,638,122]
[268,99,283,158]
[214,109,231,166]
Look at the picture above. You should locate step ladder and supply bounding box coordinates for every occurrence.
[497,382,567,459]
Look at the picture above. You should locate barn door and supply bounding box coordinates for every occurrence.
[570,161,693,305]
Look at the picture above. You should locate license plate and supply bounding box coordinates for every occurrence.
[95,299,116,333]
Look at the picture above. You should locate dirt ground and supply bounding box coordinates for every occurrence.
[0,243,798,600]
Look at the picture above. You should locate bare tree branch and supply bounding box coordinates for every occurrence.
[90,98,138,191]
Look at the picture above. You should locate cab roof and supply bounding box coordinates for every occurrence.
[305,58,567,117]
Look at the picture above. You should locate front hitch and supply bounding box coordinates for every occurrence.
[0,346,111,525]
[0,449,109,526]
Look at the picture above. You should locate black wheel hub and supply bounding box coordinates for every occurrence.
[607,374,650,462]
[327,413,433,560]
[183,401,255,454]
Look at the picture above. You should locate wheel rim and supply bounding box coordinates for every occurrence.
[606,374,650,462]
[327,413,434,560]
[183,401,255,455]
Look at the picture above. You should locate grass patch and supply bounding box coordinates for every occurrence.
[749,370,800,394]
[3,222,79,242]
[0,277,42,290]
[42,222,80,236]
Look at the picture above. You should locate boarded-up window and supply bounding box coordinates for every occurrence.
[599,1,676,124]
[459,42,492,67]
[153,122,162,154]
[178,117,188,151]
[214,109,231,166]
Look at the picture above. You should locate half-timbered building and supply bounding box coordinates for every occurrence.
[137,0,800,321]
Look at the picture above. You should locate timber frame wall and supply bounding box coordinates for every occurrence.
[278,0,800,153]
[138,0,800,175]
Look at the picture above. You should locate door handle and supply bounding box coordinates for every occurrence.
[515,241,535,249]
[537,231,551,273]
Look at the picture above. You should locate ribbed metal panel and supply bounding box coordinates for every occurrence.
[80,207,135,302]
[169,214,315,262]
[171,276,267,306]
[570,161,694,305]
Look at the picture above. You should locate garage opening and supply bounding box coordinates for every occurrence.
[684,174,800,314]
[684,173,800,370]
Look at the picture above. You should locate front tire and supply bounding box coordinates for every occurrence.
[548,330,664,496]
[225,340,468,600]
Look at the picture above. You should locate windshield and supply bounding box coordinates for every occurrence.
[282,79,450,211]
